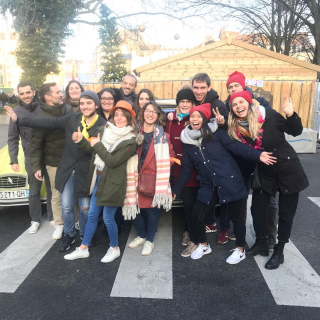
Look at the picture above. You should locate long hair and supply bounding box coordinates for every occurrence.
[228,104,261,141]
[63,80,84,105]
[196,112,213,143]
[133,89,155,116]
[108,108,138,134]
[97,88,121,120]
[136,101,166,127]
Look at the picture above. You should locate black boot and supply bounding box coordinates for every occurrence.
[265,244,284,270]
[246,238,269,256]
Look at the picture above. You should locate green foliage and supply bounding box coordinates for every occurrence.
[99,4,127,83]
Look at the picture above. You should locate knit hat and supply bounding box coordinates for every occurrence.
[189,103,211,120]
[176,89,197,105]
[109,100,136,118]
[80,90,100,107]
[226,71,246,89]
[229,91,253,105]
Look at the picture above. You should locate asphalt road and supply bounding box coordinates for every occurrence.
[0,124,320,320]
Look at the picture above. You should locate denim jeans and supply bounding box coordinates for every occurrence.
[133,207,160,242]
[81,175,119,247]
[61,170,90,237]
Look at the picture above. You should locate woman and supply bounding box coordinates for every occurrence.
[64,101,138,263]
[227,90,309,269]
[133,89,155,116]
[63,80,84,112]
[128,101,175,256]
[98,88,121,120]
[172,103,276,264]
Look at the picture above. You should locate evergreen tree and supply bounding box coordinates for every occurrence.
[99,4,127,83]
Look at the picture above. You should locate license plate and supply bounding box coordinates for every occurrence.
[0,190,29,199]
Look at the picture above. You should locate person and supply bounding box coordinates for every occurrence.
[64,101,138,263]
[128,101,175,256]
[7,81,52,234]
[5,90,106,252]
[119,75,137,106]
[63,80,84,112]
[171,103,276,264]
[31,82,72,239]
[133,89,155,116]
[227,90,309,269]
[98,87,121,120]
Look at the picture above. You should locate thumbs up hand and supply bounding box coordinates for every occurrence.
[90,133,100,147]
[72,126,83,142]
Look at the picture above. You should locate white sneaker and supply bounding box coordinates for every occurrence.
[101,247,120,263]
[75,221,80,230]
[52,225,64,240]
[141,241,154,256]
[191,243,212,260]
[226,248,246,265]
[29,221,40,234]
[64,247,89,261]
[128,236,146,248]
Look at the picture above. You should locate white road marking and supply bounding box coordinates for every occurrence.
[308,197,320,208]
[111,210,173,299]
[0,216,55,293]
[246,195,320,307]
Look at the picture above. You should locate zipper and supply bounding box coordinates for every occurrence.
[198,146,216,187]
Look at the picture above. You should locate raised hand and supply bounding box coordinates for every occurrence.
[282,93,294,117]
[4,105,17,122]
[260,152,277,165]
[212,107,225,125]
[90,133,100,147]
[72,126,83,142]
[11,164,20,172]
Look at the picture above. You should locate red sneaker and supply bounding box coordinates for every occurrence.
[217,229,229,244]
[205,223,217,233]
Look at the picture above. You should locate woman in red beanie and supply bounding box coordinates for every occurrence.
[172,103,276,264]
[227,91,309,269]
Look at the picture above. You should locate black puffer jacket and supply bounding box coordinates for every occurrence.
[31,101,72,173]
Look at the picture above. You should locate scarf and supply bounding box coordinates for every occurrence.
[70,99,80,112]
[177,112,189,121]
[81,114,99,140]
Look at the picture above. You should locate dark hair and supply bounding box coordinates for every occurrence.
[39,82,57,102]
[98,88,121,120]
[192,73,211,87]
[190,111,213,143]
[122,74,137,87]
[133,89,155,115]
[109,108,138,134]
[137,101,166,127]
[17,81,34,92]
[63,80,84,105]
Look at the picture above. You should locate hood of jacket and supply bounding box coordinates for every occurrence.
[201,88,220,105]
[39,100,68,117]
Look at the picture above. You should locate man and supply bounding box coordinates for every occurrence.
[31,83,72,240]
[7,81,52,233]
[5,90,106,252]
[119,74,137,106]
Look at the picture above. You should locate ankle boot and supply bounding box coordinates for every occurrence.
[265,244,284,270]
[246,238,269,256]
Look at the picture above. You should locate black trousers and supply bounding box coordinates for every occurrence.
[251,190,299,243]
[190,189,247,247]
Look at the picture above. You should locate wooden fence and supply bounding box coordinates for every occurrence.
[84,80,317,128]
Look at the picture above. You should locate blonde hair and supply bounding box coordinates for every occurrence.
[228,104,261,141]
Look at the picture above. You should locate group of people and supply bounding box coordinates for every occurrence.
[5,71,308,269]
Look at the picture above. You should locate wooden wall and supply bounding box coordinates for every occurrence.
[84,80,316,128]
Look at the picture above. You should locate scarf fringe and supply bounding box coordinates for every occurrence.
[151,193,172,212]
[122,205,139,220]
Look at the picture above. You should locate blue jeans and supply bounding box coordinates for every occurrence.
[82,174,118,247]
[61,170,90,237]
[133,208,160,242]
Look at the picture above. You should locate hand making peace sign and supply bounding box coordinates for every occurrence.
[212,107,225,125]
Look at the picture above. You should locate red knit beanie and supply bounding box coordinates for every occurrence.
[229,91,253,105]
[189,103,211,119]
[226,71,246,89]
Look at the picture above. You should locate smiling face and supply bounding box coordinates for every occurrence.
[139,92,150,108]
[121,75,136,96]
[68,83,82,101]
[18,85,35,105]
[231,97,250,119]
[114,108,128,128]
[190,111,203,130]
[178,99,193,115]
[227,82,243,95]
[192,81,211,102]
[100,91,114,112]
[144,104,159,125]
[79,97,98,118]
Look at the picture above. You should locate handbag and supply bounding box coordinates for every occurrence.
[250,162,262,191]
[137,159,156,197]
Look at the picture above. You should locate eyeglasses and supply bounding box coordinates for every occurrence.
[145,110,158,115]
[101,97,114,101]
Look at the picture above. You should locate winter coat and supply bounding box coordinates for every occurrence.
[165,111,198,187]
[258,109,309,195]
[79,126,137,207]
[138,132,176,208]
[18,113,106,197]
[8,95,41,164]
[30,101,72,173]
[172,129,262,205]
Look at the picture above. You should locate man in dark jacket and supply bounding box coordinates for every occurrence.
[119,74,137,106]
[7,81,52,234]
[5,90,106,252]
[32,82,72,240]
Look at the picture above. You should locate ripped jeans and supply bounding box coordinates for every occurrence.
[61,170,90,237]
